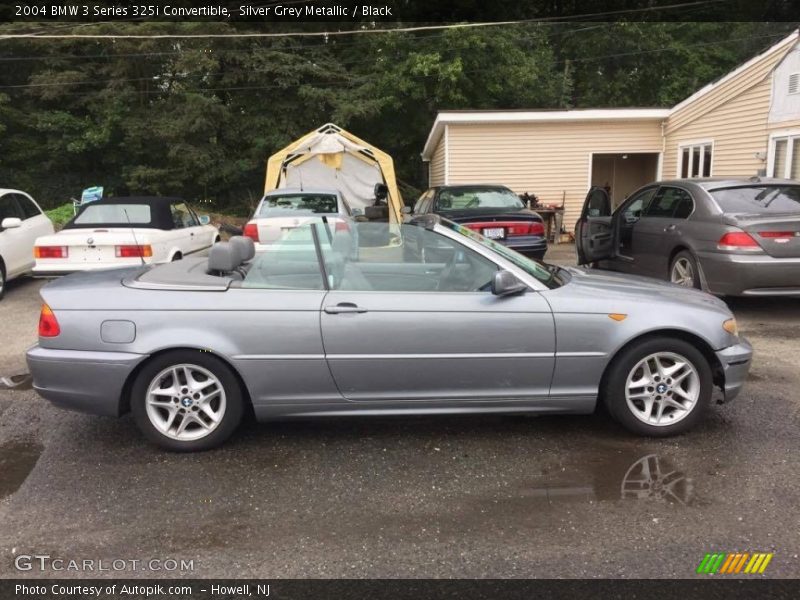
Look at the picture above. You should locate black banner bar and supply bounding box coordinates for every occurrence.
[3,579,800,600]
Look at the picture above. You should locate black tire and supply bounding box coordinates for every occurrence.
[0,260,5,301]
[130,350,245,451]
[669,250,700,289]
[602,337,712,437]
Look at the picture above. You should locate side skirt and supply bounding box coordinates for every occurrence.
[252,396,597,421]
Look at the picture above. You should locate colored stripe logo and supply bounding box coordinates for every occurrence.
[696,552,773,574]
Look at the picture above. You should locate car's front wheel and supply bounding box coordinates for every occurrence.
[0,260,5,301]
[602,337,712,436]
[131,350,244,451]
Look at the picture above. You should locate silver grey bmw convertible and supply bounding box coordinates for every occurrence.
[27,217,752,451]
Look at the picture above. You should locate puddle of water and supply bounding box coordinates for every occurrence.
[0,373,33,391]
[514,449,695,508]
[0,440,43,499]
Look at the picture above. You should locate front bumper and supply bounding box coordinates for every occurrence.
[698,252,800,297]
[714,337,753,403]
[26,345,147,416]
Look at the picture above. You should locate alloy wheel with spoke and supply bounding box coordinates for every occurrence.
[145,363,227,441]
[624,352,700,427]
[670,257,695,287]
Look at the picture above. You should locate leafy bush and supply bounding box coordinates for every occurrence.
[45,203,76,228]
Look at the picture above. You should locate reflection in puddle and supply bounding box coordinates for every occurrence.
[0,373,32,391]
[520,452,695,507]
[621,454,694,505]
[0,440,43,499]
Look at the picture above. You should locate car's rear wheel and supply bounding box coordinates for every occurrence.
[131,350,244,451]
[670,251,700,289]
[0,260,5,300]
[602,337,712,436]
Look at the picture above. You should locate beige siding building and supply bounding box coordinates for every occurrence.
[421,30,800,231]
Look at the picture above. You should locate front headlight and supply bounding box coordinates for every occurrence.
[722,318,738,336]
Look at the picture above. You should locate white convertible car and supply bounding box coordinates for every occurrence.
[33,196,219,277]
[0,188,55,298]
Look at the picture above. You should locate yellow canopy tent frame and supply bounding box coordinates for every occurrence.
[264,123,404,223]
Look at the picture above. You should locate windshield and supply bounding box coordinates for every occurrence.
[440,220,565,289]
[710,186,800,213]
[258,194,339,217]
[436,188,524,211]
[73,204,152,225]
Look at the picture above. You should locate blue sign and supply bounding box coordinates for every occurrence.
[81,186,103,204]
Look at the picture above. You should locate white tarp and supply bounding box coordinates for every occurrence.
[280,152,383,212]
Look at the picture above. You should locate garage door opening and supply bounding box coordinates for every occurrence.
[591,153,660,209]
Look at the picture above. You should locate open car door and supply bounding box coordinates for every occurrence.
[575,187,614,265]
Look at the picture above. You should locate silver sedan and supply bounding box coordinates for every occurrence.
[27,217,752,451]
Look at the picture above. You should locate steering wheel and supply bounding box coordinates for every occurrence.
[436,250,461,291]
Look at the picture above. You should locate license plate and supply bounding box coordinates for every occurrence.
[483,227,505,239]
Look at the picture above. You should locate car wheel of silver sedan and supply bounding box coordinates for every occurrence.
[0,262,5,300]
[131,350,245,451]
[602,337,712,436]
[669,251,700,289]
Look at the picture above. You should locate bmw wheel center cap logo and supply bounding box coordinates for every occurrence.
[181,397,193,407]
[657,383,668,394]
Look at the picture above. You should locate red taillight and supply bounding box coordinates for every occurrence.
[243,222,259,242]
[34,246,68,259]
[463,223,482,232]
[717,231,759,249]
[115,244,152,258]
[508,221,544,235]
[38,304,60,337]
[759,231,795,239]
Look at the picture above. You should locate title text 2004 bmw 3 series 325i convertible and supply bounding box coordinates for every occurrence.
[27,217,753,451]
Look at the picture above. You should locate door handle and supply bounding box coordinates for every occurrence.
[664,224,677,232]
[324,303,368,314]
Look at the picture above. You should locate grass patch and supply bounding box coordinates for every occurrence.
[45,203,75,228]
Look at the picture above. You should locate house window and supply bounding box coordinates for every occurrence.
[769,133,800,179]
[679,142,713,178]
[789,73,800,95]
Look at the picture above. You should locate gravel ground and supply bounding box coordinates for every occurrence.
[0,246,798,579]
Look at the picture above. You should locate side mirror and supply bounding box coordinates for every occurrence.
[374,182,388,202]
[491,270,527,297]
[351,208,363,217]
[400,206,412,214]
[198,215,211,225]
[1,217,22,230]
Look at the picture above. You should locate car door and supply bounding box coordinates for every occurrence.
[318,222,556,403]
[0,193,31,276]
[613,186,659,274]
[575,187,614,264]
[170,201,204,255]
[14,193,54,263]
[631,186,693,277]
[185,202,215,251]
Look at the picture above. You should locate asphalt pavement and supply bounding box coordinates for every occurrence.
[0,247,798,579]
